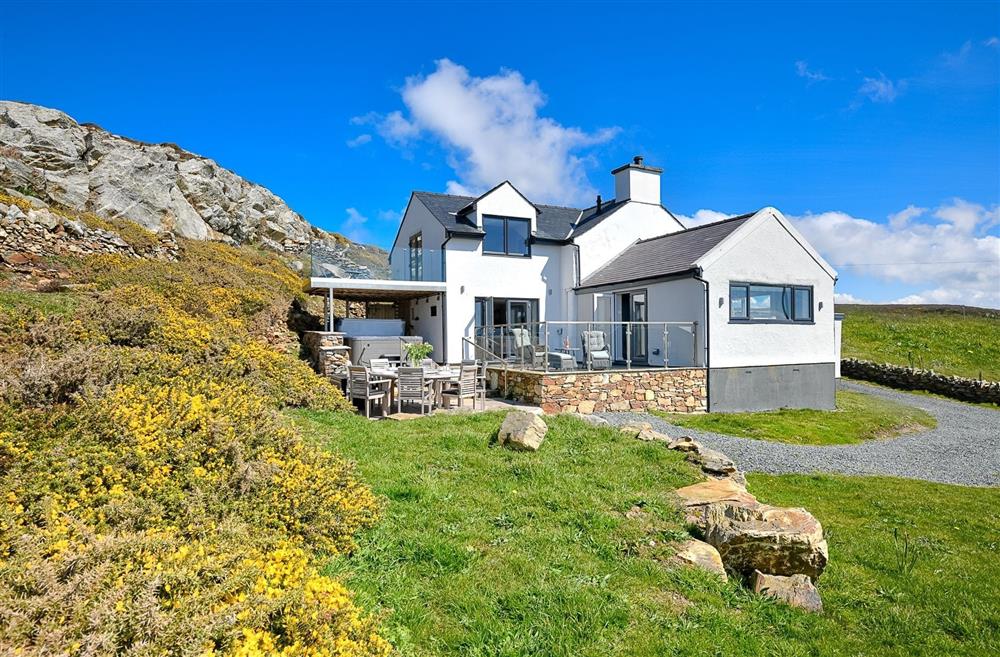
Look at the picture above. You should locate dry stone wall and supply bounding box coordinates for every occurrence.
[302,331,351,377]
[493,368,707,414]
[842,358,1000,405]
[0,201,179,261]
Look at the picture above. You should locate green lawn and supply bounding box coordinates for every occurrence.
[653,390,936,445]
[839,304,1000,380]
[292,410,999,657]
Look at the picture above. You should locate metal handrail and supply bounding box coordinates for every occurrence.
[461,335,509,397]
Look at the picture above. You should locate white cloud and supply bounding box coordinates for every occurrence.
[834,292,872,304]
[346,134,372,148]
[366,59,619,206]
[986,36,999,48]
[856,72,904,104]
[795,60,830,82]
[678,199,1000,308]
[888,204,926,230]
[934,198,1000,234]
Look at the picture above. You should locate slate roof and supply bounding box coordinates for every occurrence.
[577,212,757,289]
[411,191,627,242]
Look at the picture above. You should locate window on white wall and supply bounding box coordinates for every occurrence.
[408,233,423,280]
[730,283,813,323]
[483,215,530,256]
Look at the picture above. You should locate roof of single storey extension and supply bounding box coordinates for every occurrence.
[577,212,757,289]
[412,191,626,241]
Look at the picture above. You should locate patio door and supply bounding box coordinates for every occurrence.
[474,297,539,358]
[615,290,648,365]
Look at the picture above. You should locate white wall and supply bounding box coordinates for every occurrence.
[390,197,446,281]
[699,212,837,369]
[574,203,685,280]
[443,238,566,362]
[402,294,445,361]
[646,278,706,367]
[470,183,538,232]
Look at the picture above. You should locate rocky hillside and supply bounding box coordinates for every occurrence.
[0,101,387,276]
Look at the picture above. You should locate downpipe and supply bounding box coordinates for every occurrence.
[693,268,711,412]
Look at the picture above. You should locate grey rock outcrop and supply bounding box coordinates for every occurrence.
[0,101,388,275]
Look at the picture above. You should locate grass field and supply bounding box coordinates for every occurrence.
[653,389,936,445]
[839,304,1000,380]
[294,410,1000,657]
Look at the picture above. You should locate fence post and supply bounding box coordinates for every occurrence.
[663,325,670,368]
[587,322,593,371]
[543,321,550,373]
[625,322,632,370]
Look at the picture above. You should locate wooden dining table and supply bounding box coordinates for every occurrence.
[369,366,460,408]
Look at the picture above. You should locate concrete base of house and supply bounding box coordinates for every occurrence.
[488,366,708,415]
[708,363,836,413]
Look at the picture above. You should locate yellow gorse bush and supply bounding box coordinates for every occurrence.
[0,235,386,655]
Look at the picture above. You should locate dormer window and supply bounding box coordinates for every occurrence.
[483,215,530,257]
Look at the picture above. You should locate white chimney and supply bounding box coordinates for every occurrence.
[612,155,662,205]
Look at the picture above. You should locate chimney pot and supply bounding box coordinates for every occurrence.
[633,155,644,166]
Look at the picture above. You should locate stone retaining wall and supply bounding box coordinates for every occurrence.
[491,367,707,414]
[302,331,351,377]
[1,201,179,261]
[841,358,1000,405]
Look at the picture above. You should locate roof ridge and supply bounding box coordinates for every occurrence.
[635,211,756,245]
[413,190,476,201]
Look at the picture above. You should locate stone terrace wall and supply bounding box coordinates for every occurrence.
[842,358,1000,405]
[302,331,351,377]
[492,367,707,415]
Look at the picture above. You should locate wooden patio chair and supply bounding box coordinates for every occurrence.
[442,364,478,410]
[458,359,488,410]
[396,367,435,415]
[348,366,390,418]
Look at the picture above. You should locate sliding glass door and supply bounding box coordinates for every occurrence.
[474,297,539,358]
[615,290,648,365]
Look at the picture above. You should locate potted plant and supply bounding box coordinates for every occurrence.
[403,342,434,366]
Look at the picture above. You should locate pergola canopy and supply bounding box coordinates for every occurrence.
[307,277,447,302]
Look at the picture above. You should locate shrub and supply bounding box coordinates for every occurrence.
[0,234,378,654]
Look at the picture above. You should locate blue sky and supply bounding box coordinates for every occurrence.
[2,1,998,306]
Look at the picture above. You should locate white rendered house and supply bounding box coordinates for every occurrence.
[312,157,840,412]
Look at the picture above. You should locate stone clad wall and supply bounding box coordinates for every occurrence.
[302,331,351,377]
[841,358,1000,405]
[492,367,707,414]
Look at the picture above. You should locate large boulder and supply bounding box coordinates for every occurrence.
[703,504,829,579]
[750,570,823,612]
[675,478,760,530]
[673,539,727,581]
[498,411,548,452]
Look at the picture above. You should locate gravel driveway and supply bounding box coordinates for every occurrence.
[599,380,999,487]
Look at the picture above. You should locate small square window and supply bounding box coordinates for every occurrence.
[430,306,437,317]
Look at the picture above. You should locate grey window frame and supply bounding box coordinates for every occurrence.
[482,215,531,257]
[729,282,814,324]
